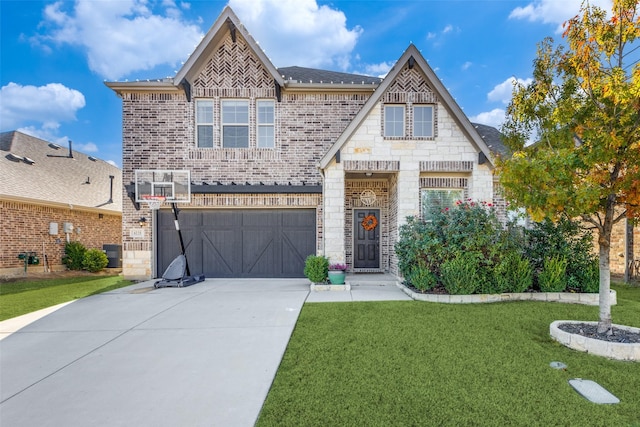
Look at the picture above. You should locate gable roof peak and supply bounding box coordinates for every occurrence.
[319,43,496,169]
[174,5,283,87]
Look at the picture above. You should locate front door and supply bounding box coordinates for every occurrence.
[353,209,380,269]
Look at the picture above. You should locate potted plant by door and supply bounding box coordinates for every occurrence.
[328,262,347,285]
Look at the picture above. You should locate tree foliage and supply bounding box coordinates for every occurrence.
[498,0,640,332]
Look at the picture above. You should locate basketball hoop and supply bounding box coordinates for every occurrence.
[141,195,166,210]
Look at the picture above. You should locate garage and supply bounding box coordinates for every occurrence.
[157,209,316,278]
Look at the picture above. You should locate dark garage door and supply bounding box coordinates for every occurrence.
[157,209,316,278]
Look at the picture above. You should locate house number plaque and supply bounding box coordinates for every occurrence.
[360,189,377,206]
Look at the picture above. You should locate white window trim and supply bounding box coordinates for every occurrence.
[384,105,405,137]
[413,105,434,138]
[195,99,214,148]
[256,99,275,148]
[221,99,250,148]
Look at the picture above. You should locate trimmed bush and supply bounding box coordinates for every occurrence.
[304,255,329,284]
[82,249,109,273]
[538,256,567,292]
[440,253,480,295]
[407,262,438,292]
[63,241,86,271]
[493,252,533,293]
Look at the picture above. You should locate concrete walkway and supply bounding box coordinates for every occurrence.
[0,276,409,427]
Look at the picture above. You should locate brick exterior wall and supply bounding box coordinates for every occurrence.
[0,200,121,277]
[345,179,390,272]
[119,31,373,278]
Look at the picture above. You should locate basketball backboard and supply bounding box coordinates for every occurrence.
[135,170,191,203]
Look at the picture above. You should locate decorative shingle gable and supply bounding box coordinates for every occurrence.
[382,65,438,104]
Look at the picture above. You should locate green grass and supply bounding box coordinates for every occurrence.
[0,276,133,321]
[258,284,640,427]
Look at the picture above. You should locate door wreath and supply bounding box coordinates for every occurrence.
[361,214,378,231]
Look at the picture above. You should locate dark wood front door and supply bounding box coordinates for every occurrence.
[354,209,380,269]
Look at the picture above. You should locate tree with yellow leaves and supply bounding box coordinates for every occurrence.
[499,0,639,334]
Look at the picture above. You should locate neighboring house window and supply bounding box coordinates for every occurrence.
[421,189,463,221]
[384,105,405,137]
[414,105,434,137]
[196,99,214,148]
[256,100,275,148]
[221,100,249,148]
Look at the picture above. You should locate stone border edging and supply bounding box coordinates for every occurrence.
[550,321,640,361]
[397,282,617,306]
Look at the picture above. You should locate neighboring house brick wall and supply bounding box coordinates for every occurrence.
[0,200,121,276]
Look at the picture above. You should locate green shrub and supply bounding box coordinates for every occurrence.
[440,253,480,295]
[82,248,109,273]
[304,255,329,284]
[493,252,533,293]
[538,256,567,292]
[63,241,86,271]
[407,262,438,292]
[568,259,599,293]
[525,218,597,287]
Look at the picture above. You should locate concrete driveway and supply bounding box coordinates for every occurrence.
[1,279,310,427]
[0,276,410,426]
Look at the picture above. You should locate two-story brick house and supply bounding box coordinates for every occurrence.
[106,6,507,280]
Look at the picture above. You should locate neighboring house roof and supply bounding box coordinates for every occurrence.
[0,131,122,213]
[319,44,497,169]
[471,123,510,158]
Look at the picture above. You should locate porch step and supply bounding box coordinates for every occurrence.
[346,273,399,287]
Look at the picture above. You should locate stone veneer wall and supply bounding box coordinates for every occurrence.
[345,179,390,272]
[0,200,121,277]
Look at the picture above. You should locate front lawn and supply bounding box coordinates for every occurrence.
[258,284,640,427]
[0,275,133,321]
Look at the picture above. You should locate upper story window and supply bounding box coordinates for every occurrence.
[414,105,434,138]
[384,105,405,137]
[256,100,275,148]
[221,100,249,148]
[196,99,214,148]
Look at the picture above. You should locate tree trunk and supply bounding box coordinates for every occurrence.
[597,196,615,335]
[597,240,612,334]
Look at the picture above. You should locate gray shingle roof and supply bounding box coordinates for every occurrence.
[0,131,122,213]
[471,123,510,157]
[277,66,382,85]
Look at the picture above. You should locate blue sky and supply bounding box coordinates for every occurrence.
[0,0,612,167]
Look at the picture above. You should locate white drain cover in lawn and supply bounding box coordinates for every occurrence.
[569,379,619,404]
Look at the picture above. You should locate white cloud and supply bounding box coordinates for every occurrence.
[106,160,118,167]
[469,108,506,129]
[364,61,393,77]
[228,0,362,70]
[37,0,204,79]
[461,61,472,71]
[509,0,612,33]
[487,77,533,105]
[0,82,85,130]
[74,142,98,153]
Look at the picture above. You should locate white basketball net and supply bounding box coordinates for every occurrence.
[141,195,166,210]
